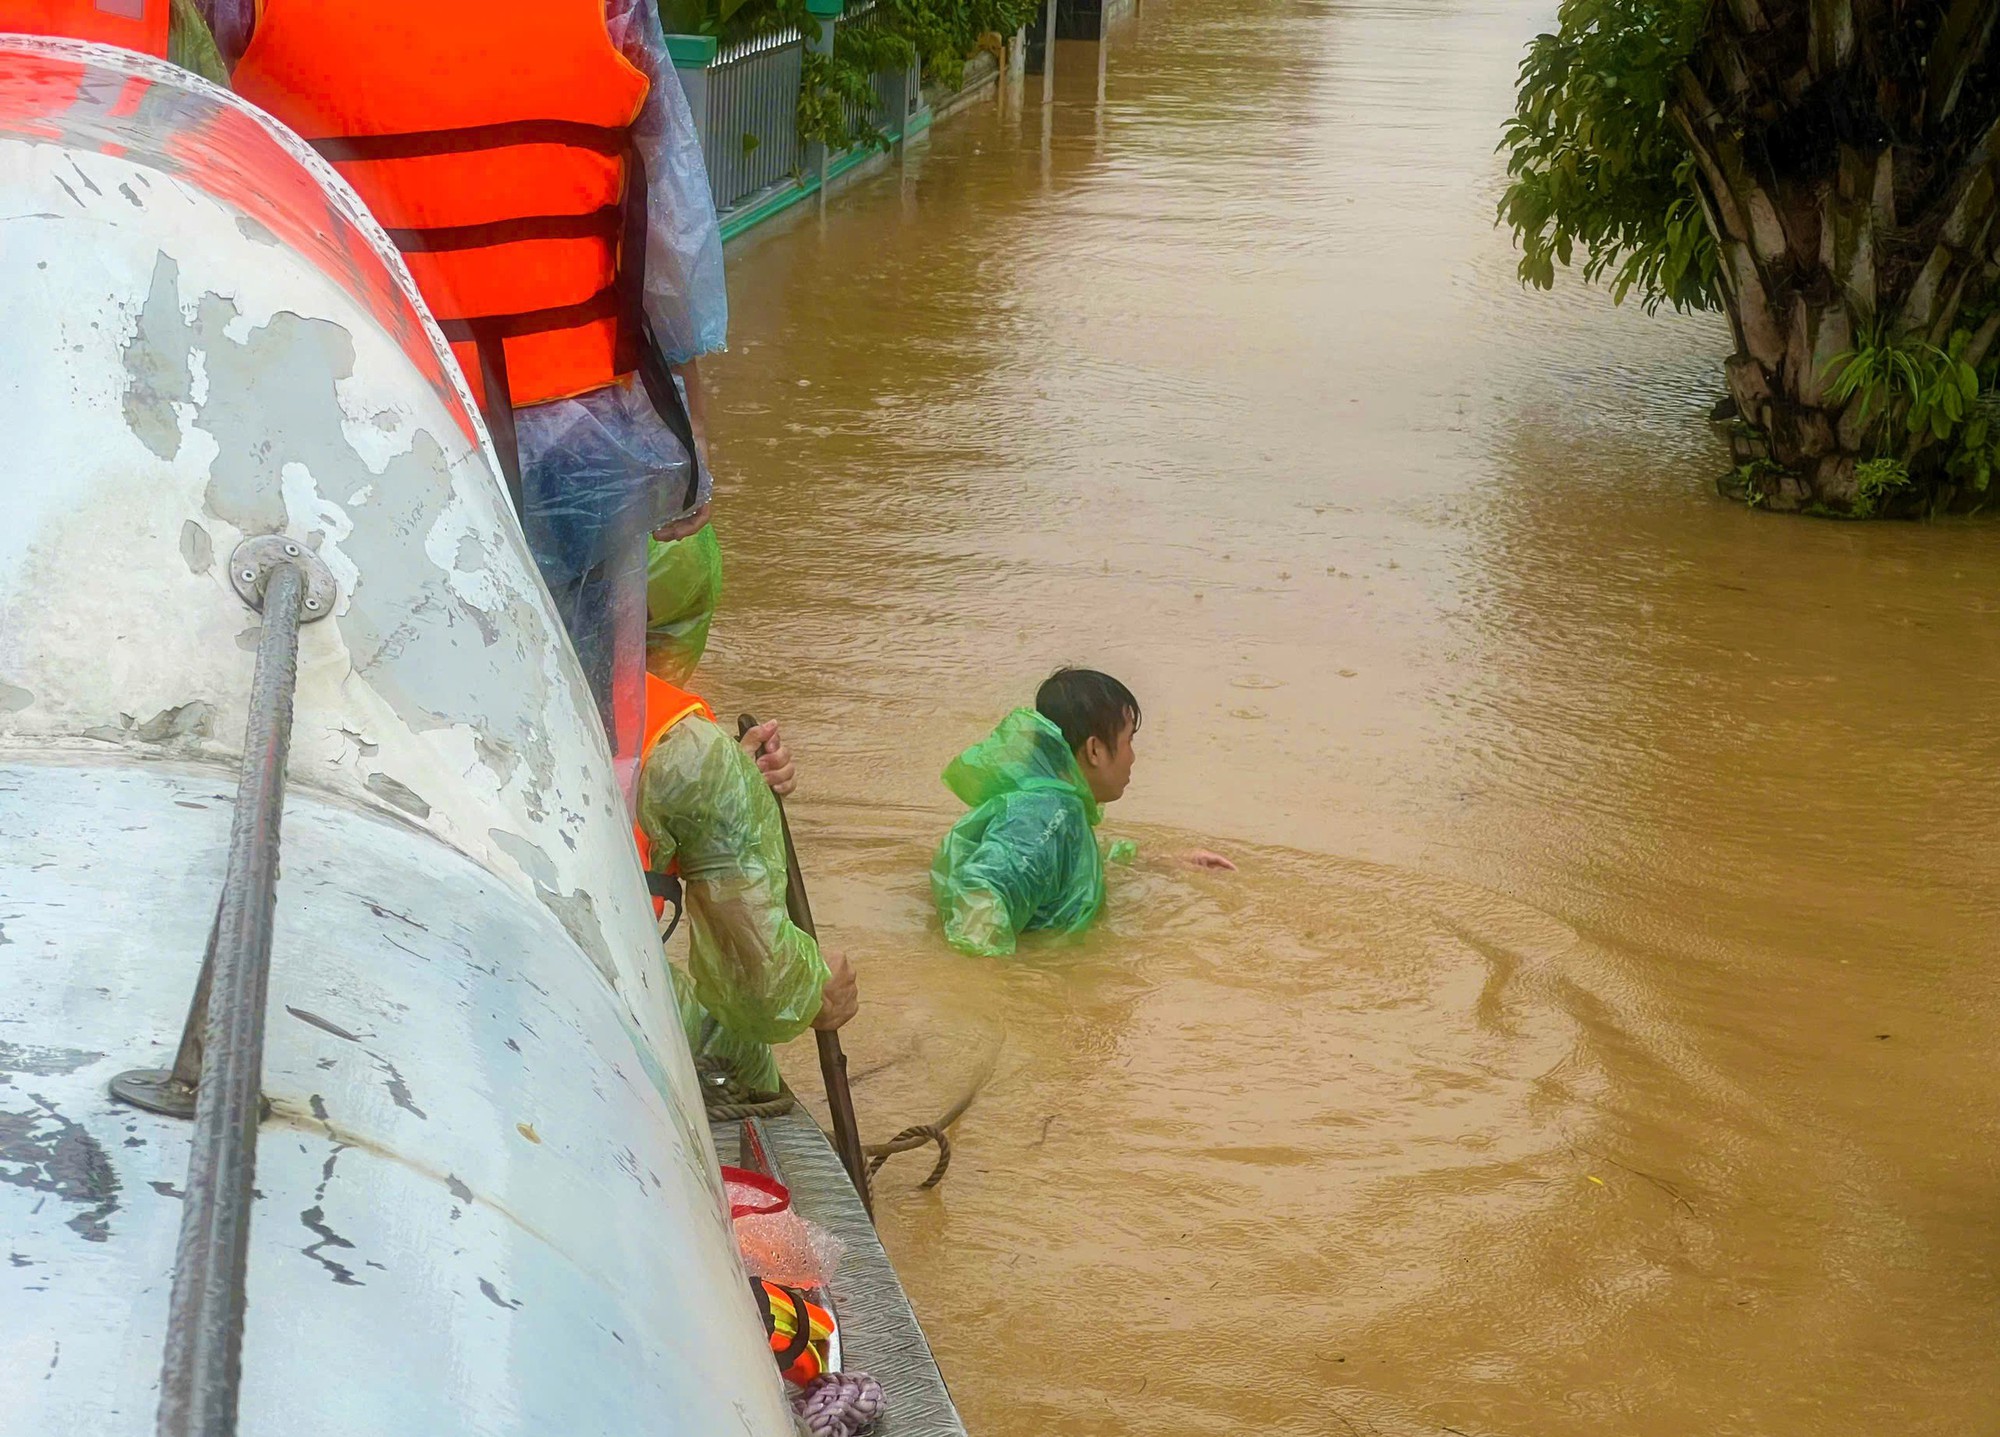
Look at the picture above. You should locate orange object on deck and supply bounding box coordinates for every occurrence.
[0,0,171,56]
[752,1278,835,1385]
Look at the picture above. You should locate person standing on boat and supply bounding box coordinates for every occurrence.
[634,672,859,1095]
[213,0,729,788]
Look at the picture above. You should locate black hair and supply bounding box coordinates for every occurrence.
[1036,667,1141,754]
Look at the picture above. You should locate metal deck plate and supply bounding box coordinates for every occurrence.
[717,1111,970,1437]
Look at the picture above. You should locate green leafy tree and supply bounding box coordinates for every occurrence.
[1502,0,2000,516]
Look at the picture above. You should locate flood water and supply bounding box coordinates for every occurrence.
[697,1,2000,1430]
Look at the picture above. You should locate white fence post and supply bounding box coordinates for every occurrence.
[1042,0,1057,104]
[805,0,842,207]
[666,34,718,166]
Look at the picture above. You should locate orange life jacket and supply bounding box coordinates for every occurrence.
[635,672,714,924]
[232,0,657,429]
[0,0,170,56]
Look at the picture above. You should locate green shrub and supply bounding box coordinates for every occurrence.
[1828,325,2000,506]
[661,0,1036,150]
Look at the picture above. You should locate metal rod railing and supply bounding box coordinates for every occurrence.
[111,539,333,1136]
[156,556,304,1437]
[156,557,303,1436]
[109,902,220,1120]
[101,537,334,1437]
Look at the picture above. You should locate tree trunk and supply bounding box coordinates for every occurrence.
[1669,0,2000,513]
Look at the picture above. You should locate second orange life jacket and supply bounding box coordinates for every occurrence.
[0,0,170,56]
[634,672,715,927]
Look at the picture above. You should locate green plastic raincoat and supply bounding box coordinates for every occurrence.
[170,0,229,84]
[637,709,827,1092]
[930,709,1108,956]
[645,525,722,687]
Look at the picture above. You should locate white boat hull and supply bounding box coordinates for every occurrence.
[0,37,792,1435]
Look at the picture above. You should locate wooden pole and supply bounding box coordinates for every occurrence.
[738,715,873,1218]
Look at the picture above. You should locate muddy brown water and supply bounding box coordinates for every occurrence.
[695,0,2000,1430]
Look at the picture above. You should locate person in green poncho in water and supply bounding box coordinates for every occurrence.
[932,668,1236,957]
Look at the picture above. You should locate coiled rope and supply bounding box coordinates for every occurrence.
[706,1045,999,1191]
[865,1122,952,1188]
[792,1371,885,1437]
[699,1058,799,1122]
[859,1047,995,1190]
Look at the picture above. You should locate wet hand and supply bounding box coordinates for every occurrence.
[1180,848,1238,871]
[652,500,713,544]
[813,948,858,1031]
[739,719,796,798]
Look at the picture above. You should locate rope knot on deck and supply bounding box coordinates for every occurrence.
[792,1370,885,1436]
